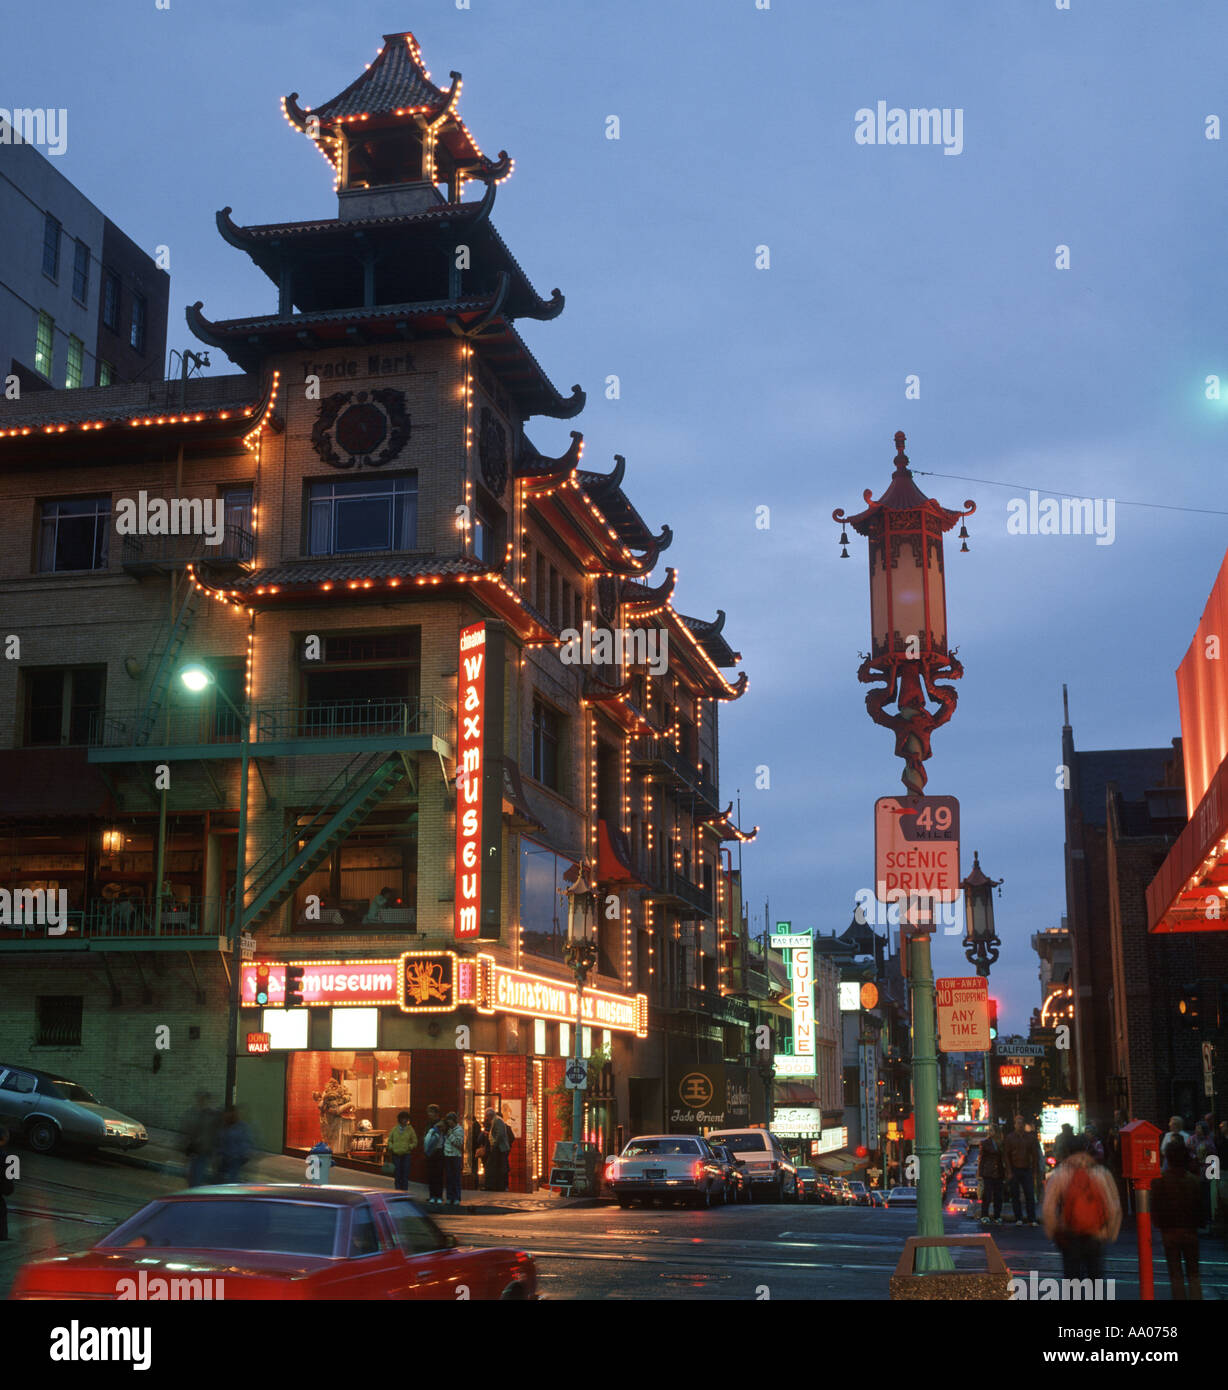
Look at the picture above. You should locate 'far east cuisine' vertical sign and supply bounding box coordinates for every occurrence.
[454,620,505,941]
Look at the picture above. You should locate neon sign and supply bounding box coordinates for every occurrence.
[455,621,505,940]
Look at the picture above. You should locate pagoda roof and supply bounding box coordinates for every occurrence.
[677,610,740,668]
[283,33,511,184]
[833,431,975,536]
[216,193,565,324]
[578,455,672,555]
[187,299,583,420]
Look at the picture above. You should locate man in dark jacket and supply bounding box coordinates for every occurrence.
[1151,1140,1203,1299]
[1002,1114,1043,1226]
[978,1125,1006,1225]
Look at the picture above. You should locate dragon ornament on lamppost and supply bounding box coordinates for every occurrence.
[833,431,975,795]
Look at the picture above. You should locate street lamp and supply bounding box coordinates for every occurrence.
[561,860,598,1148]
[835,432,976,1274]
[179,662,250,1110]
[962,851,1004,977]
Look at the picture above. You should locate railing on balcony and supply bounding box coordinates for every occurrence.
[90,705,244,749]
[0,896,227,941]
[255,697,453,745]
[632,851,714,919]
[121,524,254,571]
[631,738,720,809]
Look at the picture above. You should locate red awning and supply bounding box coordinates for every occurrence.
[597,818,645,887]
[0,748,113,819]
[774,1081,819,1106]
[1147,754,1228,933]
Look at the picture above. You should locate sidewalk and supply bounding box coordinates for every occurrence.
[115,1128,610,1215]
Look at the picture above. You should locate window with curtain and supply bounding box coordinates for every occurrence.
[307,475,417,555]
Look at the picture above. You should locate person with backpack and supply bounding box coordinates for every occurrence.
[386,1110,418,1193]
[1151,1139,1203,1299]
[423,1105,446,1205]
[1042,1134,1122,1280]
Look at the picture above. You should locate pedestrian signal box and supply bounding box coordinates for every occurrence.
[1119,1119,1161,1184]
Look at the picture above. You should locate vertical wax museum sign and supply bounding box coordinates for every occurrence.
[455,621,505,940]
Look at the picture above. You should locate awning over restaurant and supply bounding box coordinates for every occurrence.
[816,1152,865,1174]
[0,748,113,819]
[774,1081,819,1106]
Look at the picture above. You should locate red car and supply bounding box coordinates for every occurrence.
[10,1184,537,1301]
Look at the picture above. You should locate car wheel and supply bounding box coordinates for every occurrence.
[770,1180,784,1204]
[693,1185,712,1210]
[26,1118,59,1154]
[498,1282,529,1300]
[617,1196,632,1209]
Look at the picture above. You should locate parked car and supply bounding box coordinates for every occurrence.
[0,1064,147,1154]
[606,1135,725,1209]
[886,1185,919,1208]
[794,1165,821,1202]
[705,1129,799,1202]
[707,1142,752,1204]
[844,1180,872,1207]
[10,1185,537,1300]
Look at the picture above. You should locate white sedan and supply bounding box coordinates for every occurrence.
[606,1135,725,1210]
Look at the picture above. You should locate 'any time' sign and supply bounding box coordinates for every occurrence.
[936,976,990,1053]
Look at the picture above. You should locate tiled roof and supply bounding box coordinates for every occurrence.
[310,33,448,120]
[230,555,488,591]
[677,612,740,667]
[228,203,481,240]
[201,298,494,336]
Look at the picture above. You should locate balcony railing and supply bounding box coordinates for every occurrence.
[0,896,227,941]
[90,697,453,752]
[633,853,714,918]
[255,697,453,745]
[632,738,720,809]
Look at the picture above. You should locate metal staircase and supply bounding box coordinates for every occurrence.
[134,576,202,746]
[240,749,416,932]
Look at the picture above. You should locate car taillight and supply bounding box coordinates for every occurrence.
[771,1160,780,1171]
[693,1160,705,1181]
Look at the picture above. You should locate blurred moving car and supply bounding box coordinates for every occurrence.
[844,1180,872,1207]
[868,1189,888,1208]
[940,1150,962,1174]
[815,1175,838,1204]
[957,1163,980,1199]
[0,1064,147,1154]
[705,1129,799,1203]
[707,1142,752,1204]
[886,1186,918,1208]
[607,1135,725,1209]
[794,1165,821,1202]
[10,1186,537,1300]
[945,1195,976,1218]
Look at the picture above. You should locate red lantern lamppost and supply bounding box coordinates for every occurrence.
[834,432,975,1273]
[833,431,974,795]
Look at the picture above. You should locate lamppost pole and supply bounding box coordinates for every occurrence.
[181,664,249,1111]
[835,431,977,1275]
[562,861,597,1148]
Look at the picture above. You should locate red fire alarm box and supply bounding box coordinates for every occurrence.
[1120,1119,1162,1184]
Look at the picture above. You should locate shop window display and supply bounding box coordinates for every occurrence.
[286,1051,412,1166]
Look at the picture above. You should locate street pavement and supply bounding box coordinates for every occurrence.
[2,1140,1226,1302]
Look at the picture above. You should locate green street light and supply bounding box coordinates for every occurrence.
[179,661,250,1110]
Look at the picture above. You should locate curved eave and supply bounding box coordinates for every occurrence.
[467,319,584,420]
[516,430,584,488]
[662,607,748,699]
[581,679,659,736]
[620,569,677,613]
[533,483,656,578]
[834,489,976,536]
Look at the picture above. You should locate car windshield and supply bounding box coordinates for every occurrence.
[48,1079,99,1104]
[712,1133,766,1152]
[890,1188,917,1197]
[102,1199,341,1256]
[623,1139,701,1157]
[796,1167,816,1178]
[848,1182,866,1191]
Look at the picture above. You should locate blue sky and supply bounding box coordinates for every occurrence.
[7,0,1228,1032]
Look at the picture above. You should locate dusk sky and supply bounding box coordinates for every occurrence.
[7,0,1228,1032]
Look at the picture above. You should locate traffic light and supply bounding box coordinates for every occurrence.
[988,998,999,1040]
[284,965,305,1009]
[254,962,271,1007]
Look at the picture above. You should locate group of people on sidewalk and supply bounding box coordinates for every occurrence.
[180,1093,255,1187]
[385,1105,514,1206]
[975,1110,1225,1299]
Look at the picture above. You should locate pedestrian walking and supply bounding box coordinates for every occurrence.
[1054,1123,1076,1163]
[181,1091,219,1188]
[422,1104,444,1204]
[1161,1115,1190,1171]
[978,1125,1005,1225]
[1082,1125,1104,1164]
[1151,1139,1203,1300]
[215,1107,254,1183]
[0,1127,12,1241]
[1191,1122,1217,1235]
[1042,1134,1122,1281]
[1002,1115,1043,1226]
[386,1110,418,1193]
[484,1107,510,1191]
[443,1112,465,1206]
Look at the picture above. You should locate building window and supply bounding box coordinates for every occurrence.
[98,360,114,387]
[102,271,120,331]
[307,475,417,555]
[300,631,421,728]
[222,486,254,559]
[72,240,90,304]
[36,996,83,1047]
[519,838,574,962]
[42,214,60,279]
[34,311,54,378]
[39,497,111,572]
[130,293,146,353]
[24,667,105,746]
[65,335,83,388]
[533,1019,548,1055]
[473,500,501,566]
[531,698,561,789]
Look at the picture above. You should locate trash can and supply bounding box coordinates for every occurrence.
[306,1142,333,1185]
[889,1235,1013,1300]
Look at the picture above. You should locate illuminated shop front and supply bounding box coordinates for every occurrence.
[239,952,646,1191]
